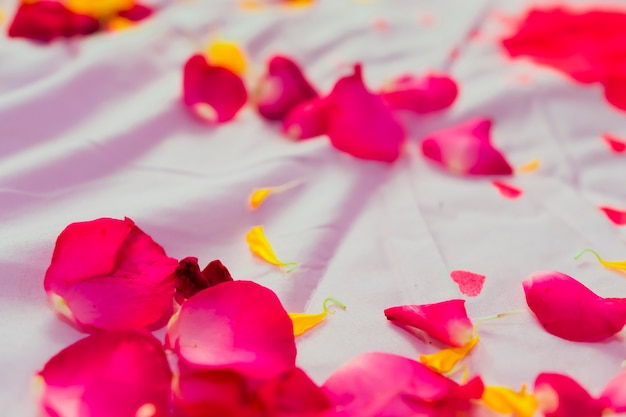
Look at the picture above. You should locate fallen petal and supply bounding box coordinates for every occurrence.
[384,299,475,347]
[117,3,153,21]
[481,385,537,417]
[450,270,487,297]
[574,249,626,272]
[517,158,541,173]
[36,330,171,417]
[419,336,479,374]
[66,0,133,19]
[381,73,458,114]
[246,226,297,271]
[534,373,607,417]
[206,40,248,75]
[602,133,626,154]
[288,298,346,337]
[282,98,329,140]
[600,368,626,413]
[523,271,626,341]
[174,257,233,302]
[492,180,523,199]
[249,179,303,210]
[599,206,626,226]
[421,118,514,176]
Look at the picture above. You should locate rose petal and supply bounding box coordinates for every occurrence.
[323,352,483,417]
[325,64,405,162]
[523,271,626,341]
[384,299,474,347]
[600,368,626,413]
[282,98,329,140]
[174,257,233,302]
[450,270,486,297]
[117,3,153,21]
[183,54,248,123]
[534,373,607,417]
[8,2,100,42]
[256,55,318,121]
[421,118,513,176]
[599,206,626,226]
[166,280,297,379]
[419,336,479,374]
[36,330,171,417]
[44,217,178,331]
[602,133,626,154]
[381,74,458,114]
[492,180,523,199]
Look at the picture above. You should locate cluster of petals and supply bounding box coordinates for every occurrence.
[8,0,153,42]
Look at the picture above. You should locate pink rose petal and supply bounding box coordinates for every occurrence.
[534,373,608,417]
[323,352,483,417]
[44,217,178,331]
[600,206,626,226]
[325,64,405,162]
[492,180,523,199]
[282,97,329,140]
[183,54,248,123]
[602,133,626,154]
[166,280,296,379]
[450,270,486,297]
[36,330,171,417]
[384,299,474,347]
[256,55,318,121]
[600,369,626,413]
[421,118,514,176]
[523,271,626,342]
[381,74,458,114]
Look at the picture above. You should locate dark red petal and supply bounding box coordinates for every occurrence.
[325,64,405,162]
[174,258,233,302]
[8,1,100,43]
[117,3,153,21]
[37,330,171,417]
[381,74,458,114]
[166,280,296,379]
[256,55,318,121]
[523,271,626,342]
[384,299,474,347]
[282,98,329,140]
[44,217,178,331]
[599,206,626,226]
[183,54,248,123]
[534,373,608,417]
[420,118,513,176]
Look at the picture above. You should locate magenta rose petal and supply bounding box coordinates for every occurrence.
[117,3,153,21]
[523,271,626,342]
[381,73,459,114]
[166,280,296,379]
[384,299,474,347]
[325,64,406,162]
[600,369,626,413]
[599,206,626,226]
[256,55,319,121]
[43,217,178,332]
[322,352,483,417]
[534,373,608,417]
[36,330,171,417]
[282,97,329,140]
[183,54,248,123]
[420,118,514,176]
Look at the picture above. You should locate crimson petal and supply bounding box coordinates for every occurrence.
[44,217,178,331]
[183,54,248,123]
[599,206,626,226]
[381,74,458,114]
[36,330,171,417]
[117,3,153,21]
[282,98,329,140]
[534,373,608,417]
[523,271,626,342]
[421,118,513,176]
[166,280,296,379]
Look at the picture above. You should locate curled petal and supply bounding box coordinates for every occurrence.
[166,280,297,379]
[421,118,513,176]
[323,352,483,417]
[174,257,233,302]
[381,74,458,114]
[419,336,479,374]
[206,40,248,75]
[600,368,626,413]
[282,98,329,140]
[246,226,297,271]
[36,330,171,417]
[256,55,318,121]
[534,373,607,417]
[325,64,405,162]
[44,217,178,331]
[599,206,626,226]
[523,271,626,341]
[481,385,537,417]
[183,54,248,123]
[384,299,474,347]
[288,298,346,337]
[8,2,100,42]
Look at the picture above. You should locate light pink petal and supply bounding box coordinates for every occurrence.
[282,98,329,140]
[450,270,486,297]
[256,55,318,121]
[44,217,178,331]
[534,373,608,417]
[381,74,458,114]
[325,64,405,162]
[600,206,626,226]
[183,54,248,123]
[166,280,296,379]
[322,352,483,417]
[492,180,523,199]
[421,118,513,176]
[523,271,626,342]
[384,299,474,347]
[600,369,626,413]
[37,330,171,417]
[602,133,626,154]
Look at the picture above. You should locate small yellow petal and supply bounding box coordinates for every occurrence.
[108,17,134,31]
[206,40,247,75]
[246,226,297,270]
[482,385,538,417]
[66,0,134,19]
[284,0,314,8]
[288,298,346,337]
[575,249,626,271]
[419,336,479,374]
[249,189,272,209]
[517,159,540,173]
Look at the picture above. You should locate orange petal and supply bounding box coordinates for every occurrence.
[249,179,303,209]
[245,226,297,271]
